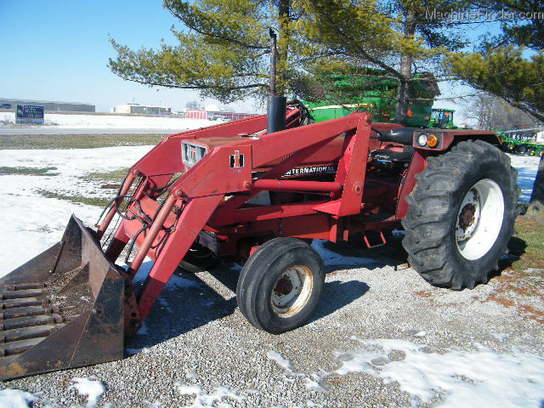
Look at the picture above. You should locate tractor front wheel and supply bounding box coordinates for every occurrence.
[236,238,325,334]
[402,140,518,290]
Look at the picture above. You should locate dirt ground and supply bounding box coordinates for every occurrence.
[5,226,543,408]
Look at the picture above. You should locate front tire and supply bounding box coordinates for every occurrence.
[402,140,518,290]
[236,238,325,334]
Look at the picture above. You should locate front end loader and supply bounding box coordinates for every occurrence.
[0,105,518,380]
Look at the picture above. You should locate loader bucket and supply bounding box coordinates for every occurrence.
[0,215,132,380]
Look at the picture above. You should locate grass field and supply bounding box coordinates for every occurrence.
[0,134,164,149]
[0,166,59,175]
[507,215,544,273]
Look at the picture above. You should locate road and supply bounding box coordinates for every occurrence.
[0,127,177,135]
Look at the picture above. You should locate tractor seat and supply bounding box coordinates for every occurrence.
[371,146,414,162]
[375,127,417,145]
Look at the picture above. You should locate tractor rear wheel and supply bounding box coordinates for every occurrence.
[236,238,325,334]
[402,140,518,290]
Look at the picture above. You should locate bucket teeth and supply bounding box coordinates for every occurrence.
[0,305,58,320]
[0,289,47,300]
[3,283,47,291]
[0,324,58,344]
[0,298,48,309]
[0,338,47,357]
[0,215,128,380]
[0,273,71,359]
[0,314,64,331]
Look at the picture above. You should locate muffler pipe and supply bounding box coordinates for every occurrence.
[267,96,286,134]
[267,28,286,134]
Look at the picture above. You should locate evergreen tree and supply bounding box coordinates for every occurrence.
[109,0,471,119]
[109,0,291,103]
[446,48,544,122]
[444,0,544,212]
[297,0,470,121]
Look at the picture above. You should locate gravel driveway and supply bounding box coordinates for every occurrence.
[5,238,543,408]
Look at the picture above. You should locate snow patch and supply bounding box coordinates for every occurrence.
[70,377,107,408]
[335,338,544,408]
[176,384,241,408]
[508,154,540,202]
[303,374,328,392]
[167,274,202,289]
[0,145,152,275]
[0,111,214,130]
[266,350,293,371]
[0,389,36,408]
[311,240,381,269]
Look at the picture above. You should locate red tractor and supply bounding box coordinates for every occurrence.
[0,104,518,379]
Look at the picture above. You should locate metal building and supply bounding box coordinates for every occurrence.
[184,110,256,121]
[0,98,95,112]
[112,103,172,115]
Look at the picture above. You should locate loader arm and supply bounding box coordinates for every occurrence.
[101,112,371,321]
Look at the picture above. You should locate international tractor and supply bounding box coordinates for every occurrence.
[0,100,518,380]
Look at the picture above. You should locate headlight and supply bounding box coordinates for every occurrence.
[417,134,428,146]
[427,134,439,148]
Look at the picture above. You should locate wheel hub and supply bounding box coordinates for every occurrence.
[271,265,313,318]
[456,188,481,242]
[274,275,293,296]
[455,179,504,261]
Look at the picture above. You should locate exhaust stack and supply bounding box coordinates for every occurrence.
[267,28,286,134]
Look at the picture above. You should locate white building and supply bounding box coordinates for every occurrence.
[112,103,171,115]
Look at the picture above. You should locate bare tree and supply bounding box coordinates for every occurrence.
[463,93,540,131]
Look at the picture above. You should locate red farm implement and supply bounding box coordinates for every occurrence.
[0,105,518,379]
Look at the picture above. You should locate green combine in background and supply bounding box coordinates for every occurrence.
[301,68,458,129]
[498,128,544,156]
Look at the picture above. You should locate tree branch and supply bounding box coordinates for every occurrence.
[115,74,268,91]
[166,6,269,50]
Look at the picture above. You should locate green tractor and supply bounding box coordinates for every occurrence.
[301,70,457,129]
[429,108,456,129]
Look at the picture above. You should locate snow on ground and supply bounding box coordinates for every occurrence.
[335,338,544,408]
[0,145,152,274]
[69,377,107,408]
[0,389,36,408]
[265,337,544,407]
[176,384,241,408]
[508,154,541,202]
[0,111,215,130]
[0,146,541,407]
[0,150,538,275]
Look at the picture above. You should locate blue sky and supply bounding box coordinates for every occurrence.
[0,1,504,120]
[0,0,228,113]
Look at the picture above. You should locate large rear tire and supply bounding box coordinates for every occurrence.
[402,140,518,290]
[236,238,325,334]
